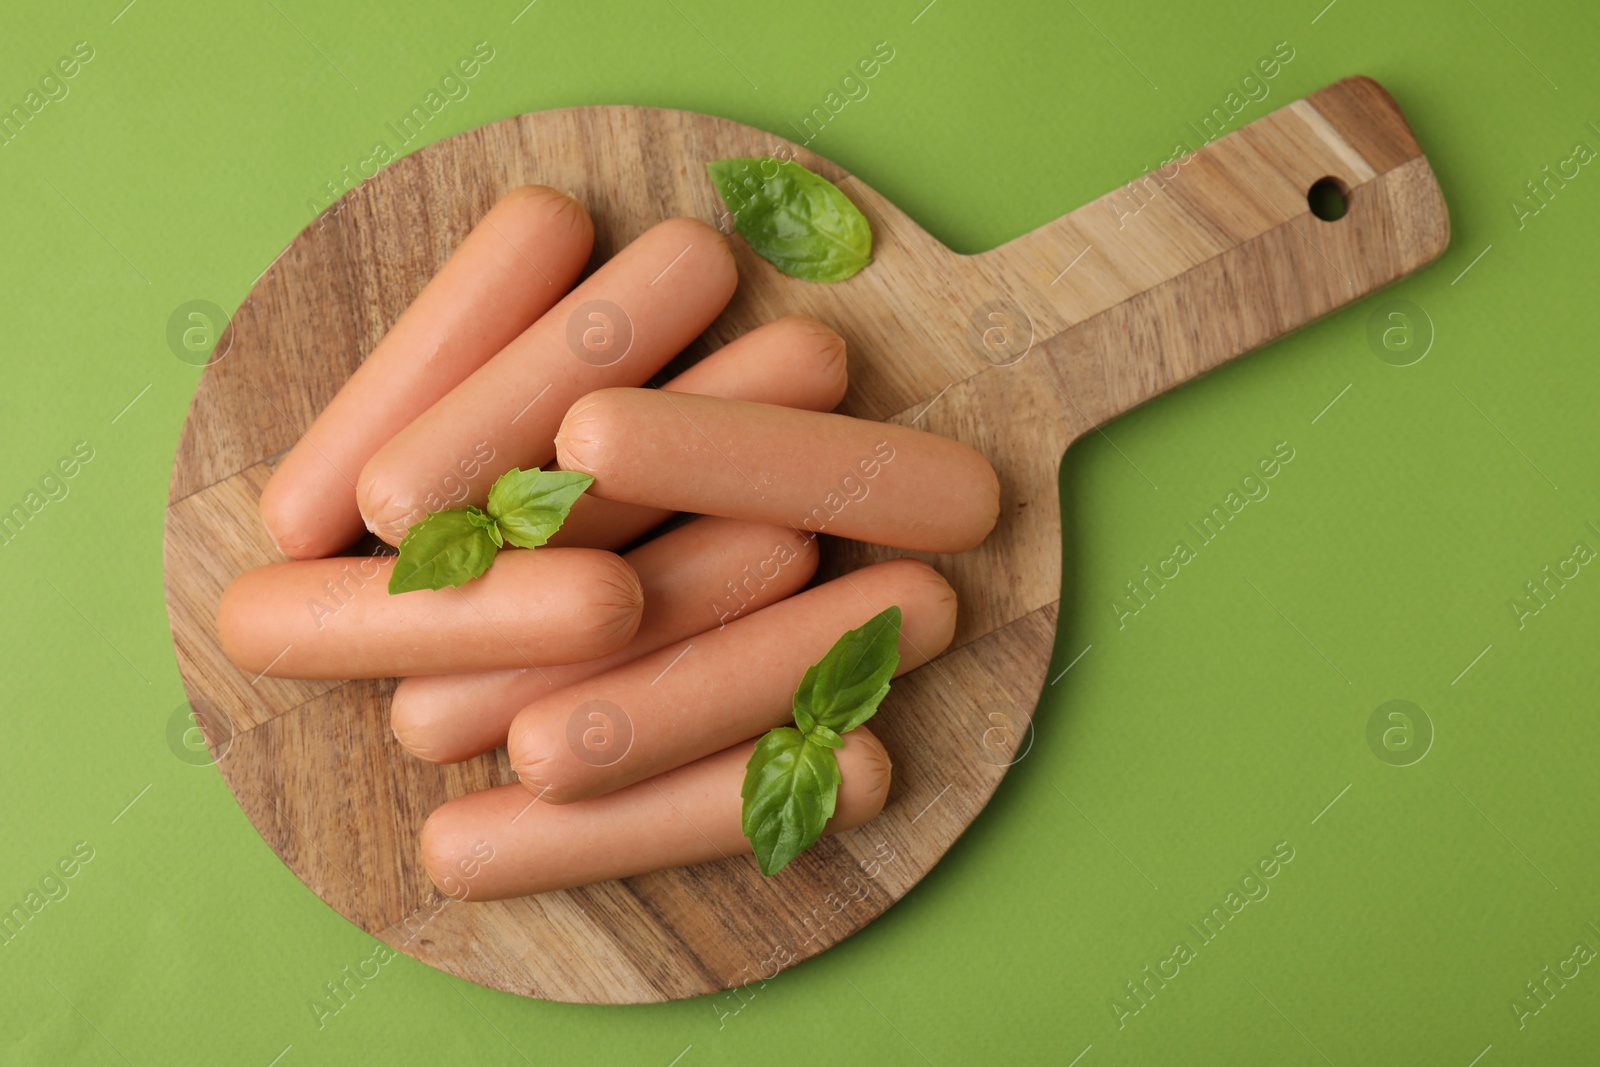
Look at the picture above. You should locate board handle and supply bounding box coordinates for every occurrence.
[959,76,1450,428]
[839,78,1453,646]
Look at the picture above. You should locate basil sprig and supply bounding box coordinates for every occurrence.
[388,468,593,594]
[706,157,873,282]
[741,606,901,876]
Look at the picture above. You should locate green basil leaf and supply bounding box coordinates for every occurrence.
[706,157,872,282]
[485,467,595,550]
[740,727,843,877]
[388,507,499,594]
[793,606,901,737]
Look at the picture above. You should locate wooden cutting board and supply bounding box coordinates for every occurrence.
[162,76,1448,1004]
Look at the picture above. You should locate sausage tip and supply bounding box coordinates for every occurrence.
[507,702,586,805]
[552,391,614,481]
[776,315,849,408]
[417,807,462,897]
[261,515,287,559]
[390,685,446,763]
[834,727,893,830]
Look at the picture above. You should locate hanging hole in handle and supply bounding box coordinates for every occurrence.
[1307,176,1348,222]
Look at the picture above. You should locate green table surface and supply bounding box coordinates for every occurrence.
[3,0,1597,1063]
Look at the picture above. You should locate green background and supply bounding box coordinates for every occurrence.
[2,0,1596,1063]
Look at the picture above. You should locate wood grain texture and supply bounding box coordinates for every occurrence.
[163,77,1448,1003]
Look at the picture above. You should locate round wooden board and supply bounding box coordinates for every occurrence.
[163,83,1447,1004]
[162,105,1046,1005]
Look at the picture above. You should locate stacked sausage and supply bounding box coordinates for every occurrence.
[218,186,1000,900]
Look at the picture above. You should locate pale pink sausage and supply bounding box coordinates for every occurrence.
[545,315,850,550]
[556,391,1001,553]
[506,558,955,804]
[420,727,892,899]
[358,217,738,545]
[217,548,642,679]
[259,186,593,559]
[391,518,818,763]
